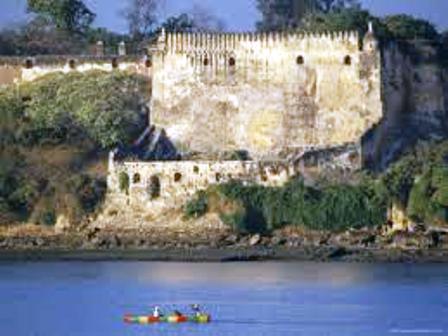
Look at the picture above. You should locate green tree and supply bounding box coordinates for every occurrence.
[383,15,439,40]
[255,0,359,31]
[316,0,360,13]
[301,8,388,39]
[160,14,197,33]
[0,71,149,148]
[27,0,96,34]
[123,0,159,39]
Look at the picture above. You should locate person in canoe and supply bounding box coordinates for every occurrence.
[172,309,183,317]
[191,304,202,317]
[152,306,164,318]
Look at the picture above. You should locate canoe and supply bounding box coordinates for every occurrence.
[123,314,211,324]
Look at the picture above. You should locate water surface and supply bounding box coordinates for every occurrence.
[1,262,448,336]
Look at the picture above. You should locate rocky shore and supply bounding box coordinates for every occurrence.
[2,223,448,263]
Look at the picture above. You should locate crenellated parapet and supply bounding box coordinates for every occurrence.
[156,29,361,54]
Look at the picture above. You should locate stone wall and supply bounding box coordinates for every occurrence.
[106,155,296,219]
[150,29,383,159]
[0,55,152,85]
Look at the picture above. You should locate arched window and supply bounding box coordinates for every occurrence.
[296,55,304,65]
[24,59,33,69]
[148,175,161,199]
[174,172,182,182]
[215,173,222,182]
[344,55,352,66]
[145,59,152,68]
[229,57,236,67]
[68,59,76,70]
[203,57,209,66]
[133,173,141,184]
[112,58,119,69]
[193,166,199,174]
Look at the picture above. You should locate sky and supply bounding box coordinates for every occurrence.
[1,0,448,33]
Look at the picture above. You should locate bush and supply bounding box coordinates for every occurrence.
[39,209,57,226]
[184,191,208,218]
[66,174,107,213]
[118,172,130,194]
[184,176,387,233]
[408,166,448,225]
[0,71,149,148]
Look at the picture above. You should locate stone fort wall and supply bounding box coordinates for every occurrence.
[150,29,383,159]
[106,156,297,218]
[0,55,152,85]
[104,144,361,223]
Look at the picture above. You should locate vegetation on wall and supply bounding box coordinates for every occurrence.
[185,141,448,233]
[119,172,130,194]
[0,71,148,149]
[185,176,387,233]
[0,70,149,226]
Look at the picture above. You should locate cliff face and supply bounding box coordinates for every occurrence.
[364,41,448,170]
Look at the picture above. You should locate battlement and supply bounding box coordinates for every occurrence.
[157,29,362,53]
[0,55,142,67]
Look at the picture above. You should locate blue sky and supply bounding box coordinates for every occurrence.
[1,0,448,32]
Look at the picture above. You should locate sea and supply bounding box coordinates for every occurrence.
[1,261,447,336]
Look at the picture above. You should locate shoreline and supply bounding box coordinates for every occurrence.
[2,247,448,263]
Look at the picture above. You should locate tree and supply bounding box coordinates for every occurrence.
[383,15,439,41]
[256,0,317,31]
[255,0,359,31]
[27,0,95,34]
[301,8,388,39]
[189,4,226,32]
[123,0,159,39]
[316,0,360,13]
[161,14,197,33]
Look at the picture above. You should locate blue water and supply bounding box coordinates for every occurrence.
[1,262,448,336]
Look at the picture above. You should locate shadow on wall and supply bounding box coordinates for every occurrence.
[362,40,448,172]
[115,126,181,162]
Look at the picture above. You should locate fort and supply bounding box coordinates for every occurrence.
[1,24,447,225]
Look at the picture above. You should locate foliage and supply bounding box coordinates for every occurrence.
[407,167,448,225]
[184,191,209,218]
[66,174,107,213]
[188,4,226,32]
[383,15,440,41]
[119,172,130,194]
[27,0,95,34]
[0,155,40,219]
[161,14,197,33]
[185,176,387,233]
[255,0,359,31]
[316,0,360,13]
[0,71,148,148]
[301,8,389,39]
[123,0,159,39]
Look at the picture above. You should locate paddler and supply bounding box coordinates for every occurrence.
[153,306,164,318]
[191,304,202,317]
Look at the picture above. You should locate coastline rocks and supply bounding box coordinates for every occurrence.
[390,231,433,249]
[249,234,261,246]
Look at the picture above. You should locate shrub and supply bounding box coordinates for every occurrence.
[184,176,387,233]
[66,174,107,213]
[184,191,208,218]
[0,71,149,148]
[408,166,448,225]
[118,172,130,194]
[40,209,57,226]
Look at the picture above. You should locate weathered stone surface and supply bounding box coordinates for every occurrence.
[150,30,381,159]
